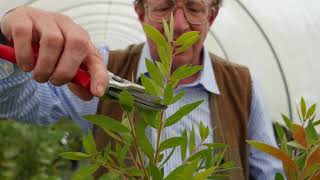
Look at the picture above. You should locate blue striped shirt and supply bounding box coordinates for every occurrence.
[0,44,283,179]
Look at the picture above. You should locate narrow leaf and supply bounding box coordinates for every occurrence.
[306,104,317,120]
[143,23,166,47]
[119,90,134,112]
[287,141,307,150]
[171,90,186,104]
[199,122,209,141]
[247,140,299,178]
[301,97,307,119]
[160,137,183,152]
[163,19,171,42]
[176,31,200,46]
[82,129,97,155]
[282,114,293,129]
[192,166,217,180]
[104,143,111,161]
[141,74,158,96]
[160,148,176,168]
[59,152,91,160]
[171,65,202,84]
[148,162,163,180]
[146,58,164,87]
[190,125,196,153]
[72,164,100,180]
[163,84,174,105]
[157,46,169,70]
[175,35,201,55]
[156,61,168,78]
[84,115,129,133]
[125,167,144,177]
[181,129,188,161]
[164,100,203,127]
[135,118,154,160]
[306,120,318,145]
[291,124,308,148]
[313,119,320,126]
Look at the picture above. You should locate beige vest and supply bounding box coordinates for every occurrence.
[94,44,252,179]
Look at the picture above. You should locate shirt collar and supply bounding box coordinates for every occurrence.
[136,43,220,95]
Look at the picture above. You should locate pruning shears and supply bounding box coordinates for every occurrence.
[0,43,167,111]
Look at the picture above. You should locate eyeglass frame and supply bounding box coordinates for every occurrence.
[144,0,217,25]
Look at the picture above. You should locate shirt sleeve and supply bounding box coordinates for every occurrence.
[248,77,285,179]
[0,46,109,132]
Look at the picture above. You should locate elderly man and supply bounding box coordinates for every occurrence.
[0,0,283,179]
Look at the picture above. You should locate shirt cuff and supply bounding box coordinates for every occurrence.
[0,60,14,80]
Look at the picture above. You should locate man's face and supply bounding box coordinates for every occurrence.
[136,0,219,71]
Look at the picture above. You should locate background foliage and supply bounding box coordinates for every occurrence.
[0,119,82,180]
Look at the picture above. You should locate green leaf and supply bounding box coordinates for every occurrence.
[306,104,316,120]
[139,108,160,129]
[247,140,299,179]
[188,149,210,162]
[199,122,209,141]
[146,59,164,87]
[160,147,176,168]
[192,166,217,180]
[175,35,201,55]
[98,172,120,180]
[190,125,196,153]
[306,119,318,145]
[160,137,183,152]
[125,167,144,177]
[119,137,133,167]
[180,129,188,161]
[82,129,97,155]
[287,141,307,150]
[157,46,169,70]
[301,97,307,120]
[143,23,167,47]
[135,118,154,160]
[281,114,293,129]
[141,74,163,96]
[171,90,186,104]
[171,65,202,85]
[313,119,320,126]
[169,14,174,42]
[72,164,100,180]
[163,19,171,42]
[164,100,203,127]
[156,61,168,79]
[275,173,285,180]
[175,31,200,46]
[148,162,163,180]
[220,161,236,169]
[207,174,227,180]
[84,115,129,133]
[164,158,199,180]
[163,84,174,105]
[104,142,111,161]
[293,151,307,169]
[119,90,134,112]
[274,122,288,154]
[59,152,91,160]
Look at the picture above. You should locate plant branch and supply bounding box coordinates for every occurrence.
[154,111,164,164]
[126,112,150,180]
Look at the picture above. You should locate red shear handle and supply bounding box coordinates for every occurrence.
[0,44,91,90]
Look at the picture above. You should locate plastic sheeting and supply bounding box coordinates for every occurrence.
[1,0,319,124]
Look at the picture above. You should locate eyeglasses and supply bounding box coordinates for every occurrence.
[145,0,214,25]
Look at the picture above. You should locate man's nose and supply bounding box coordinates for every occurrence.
[173,8,190,37]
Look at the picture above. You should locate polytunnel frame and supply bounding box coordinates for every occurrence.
[25,0,293,118]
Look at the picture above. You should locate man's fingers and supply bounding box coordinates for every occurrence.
[85,42,108,97]
[9,13,34,72]
[32,14,64,83]
[50,15,90,86]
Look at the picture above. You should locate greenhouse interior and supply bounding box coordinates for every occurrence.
[0,0,320,179]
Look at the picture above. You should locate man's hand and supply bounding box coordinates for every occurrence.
[0,6,108,100]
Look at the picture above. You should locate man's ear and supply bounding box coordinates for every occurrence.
[135,3,145,23]
[208,7,220,27]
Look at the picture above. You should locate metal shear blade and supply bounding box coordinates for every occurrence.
[106,72,167,111]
